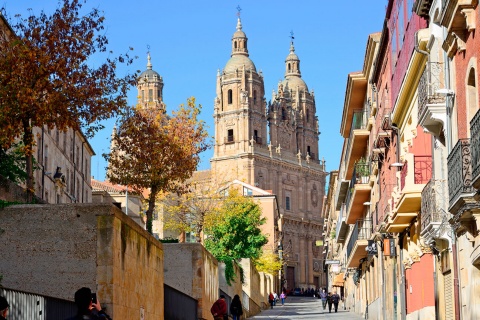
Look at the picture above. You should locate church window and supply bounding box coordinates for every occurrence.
[234,41,237,49]
[227,129,234,142]
[228,89,233,104]
[141,90,145,102]
[149,89,153,102]
[288,63,291,72]
[306,109,310,123]
[253,90,257,105]
[157,90,161,100]
[254,130,258,142]
[285,196,291,211]
[307,146,311,155]
[282,108,287,120]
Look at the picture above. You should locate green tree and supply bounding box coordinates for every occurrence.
[204,189,268,285]
[105,98,210,233]
[0,143,28,184]
[0,0,136,198]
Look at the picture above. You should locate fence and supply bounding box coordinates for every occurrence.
[0,287,76,320]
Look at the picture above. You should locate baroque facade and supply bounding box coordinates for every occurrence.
[210,17,327,290]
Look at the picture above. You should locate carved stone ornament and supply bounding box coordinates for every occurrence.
[311,184,319,207]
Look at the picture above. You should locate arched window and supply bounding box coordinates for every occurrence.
[253,90,257,105]
[234,41,237,49]
[228,89,233,104]
[288,63,291,72]
[306,109,310,123]
[467,67,478,137]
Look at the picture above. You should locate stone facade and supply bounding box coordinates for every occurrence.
[0,203,164,319]
[210,16,327,291]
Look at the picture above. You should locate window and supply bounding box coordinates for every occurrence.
[141,90,145,102]
[286,196,291,211]
[307,146,311,156]
[234,41,237,49]
[227,129,234,142]
[157,90,161,101]
[149,89,153,102]
[44,145,49,173]
[306,109,310,123]
[288,63,291,72]
[228,89,233,104]
[244,187,253,196]
[254,90,257,105]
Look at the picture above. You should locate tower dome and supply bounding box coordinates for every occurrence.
[137,52,164,109]
[282,41,308,91]
[224,17,256,73]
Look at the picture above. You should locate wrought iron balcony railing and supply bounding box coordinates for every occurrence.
[448,139,474,206]
[418,62,445,121]
[421,179,448,233]
[346,219,372,260]
[471,109,480,184]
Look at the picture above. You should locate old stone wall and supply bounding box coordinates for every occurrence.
[0,203,164,319]
[163,243,218,320]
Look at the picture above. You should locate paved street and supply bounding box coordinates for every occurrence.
[247,296,364,319]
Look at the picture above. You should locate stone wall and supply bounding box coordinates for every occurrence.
[163,243,218,320]
[0,203,164,319]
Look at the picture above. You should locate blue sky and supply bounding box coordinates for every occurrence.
[4,0,387,181]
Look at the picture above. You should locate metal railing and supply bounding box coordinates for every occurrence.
[418,62,445,122]
[471,109,480,183]
[336,203,346,242]
[346,219,372,260]
[448,138,474,205]
[0,287,76,320]
[343,109,369,165]
[414,155,433,184]
[421,179,448,232]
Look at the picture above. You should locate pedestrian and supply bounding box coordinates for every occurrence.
[273,291,278,306]
[280,291,286,306]
[268,292,275,309]
[0,296,9,320]
[65,287,112,320]
[331,291,341,313]
[229,294,243,320]
[319,288,328,310]
[327,292,333,313]
[211,295,228,320]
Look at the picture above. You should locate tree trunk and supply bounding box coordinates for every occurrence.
[146,185,158,234]
[23,120,34,203]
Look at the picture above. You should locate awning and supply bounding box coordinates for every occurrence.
[332,273,345,287]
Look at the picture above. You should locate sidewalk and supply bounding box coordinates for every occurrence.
[246,296,365,319]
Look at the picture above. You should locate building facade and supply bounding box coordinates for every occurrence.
[210,17,327,291]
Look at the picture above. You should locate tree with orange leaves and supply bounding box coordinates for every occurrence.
[105,98,211,233]
[0,0,136,199]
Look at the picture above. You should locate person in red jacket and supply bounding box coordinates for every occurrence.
[211,295,227,320]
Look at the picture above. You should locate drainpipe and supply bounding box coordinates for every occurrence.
[399,232,406,320]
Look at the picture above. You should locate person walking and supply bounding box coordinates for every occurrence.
[211,295,228,320]
[280,291,286,306]
[273,292,278,306]
[0,296,9,320]
[319,289,328,310]
[327,292,333,313]
[230,294,243,320]
[331,291,341,313]
[268,292,275,309]
[65,287,112,320]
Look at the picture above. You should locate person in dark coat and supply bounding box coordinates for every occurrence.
[0,296,9,320]
[268,292,275,309]
[65,287,112,320]
[327,292,333,313]
[331,291,341,312]
[229,294,243,320]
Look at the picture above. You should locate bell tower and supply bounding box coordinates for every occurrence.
[211,12,266,181]
[137,52,165,111]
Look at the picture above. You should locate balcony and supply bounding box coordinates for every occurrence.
[344,109,370,180]
[389,156,432,233]
[336,203,348,244]
[345,162,372,224]
[417,62,447,137]
[471,109,480,189]
[420,179,449,237]
[346,219,372,268]
[448,139,475,213]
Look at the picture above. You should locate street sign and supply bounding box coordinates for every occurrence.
[325,260,340,265]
